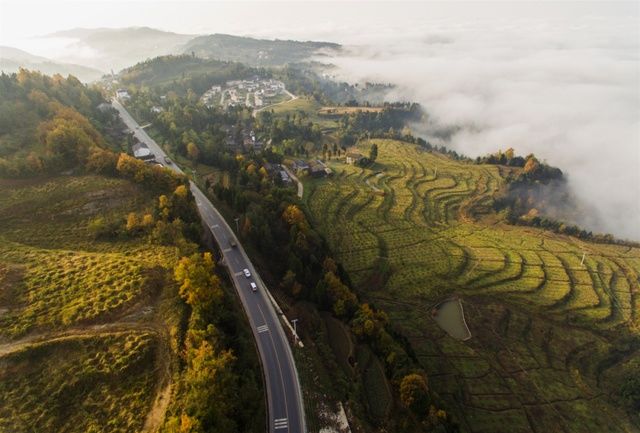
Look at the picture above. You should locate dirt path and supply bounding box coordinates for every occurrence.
[143,382,172,432]
[0,321,159,356]
[252,87,297,116]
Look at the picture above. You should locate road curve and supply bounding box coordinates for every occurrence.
[282,165,303,199]
[111,98,306,433]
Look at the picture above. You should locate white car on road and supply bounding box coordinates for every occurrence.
[250,282,257,292]
[243,268,251,278]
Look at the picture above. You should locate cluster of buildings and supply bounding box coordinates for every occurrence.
[263,162,292,184]
[200,78,287,109]
[200,85,223,107]
[223,126,265,154]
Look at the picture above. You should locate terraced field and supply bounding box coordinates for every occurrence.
[305,139,640,432]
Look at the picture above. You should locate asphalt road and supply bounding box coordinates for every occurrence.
[112,98,306,433]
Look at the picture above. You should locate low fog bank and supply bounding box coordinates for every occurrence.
[325,7,640,240]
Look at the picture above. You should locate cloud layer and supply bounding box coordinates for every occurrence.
[326,5,640,239]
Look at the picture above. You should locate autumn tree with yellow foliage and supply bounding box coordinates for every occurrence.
[174,252,223,310]
[400,373,429,412]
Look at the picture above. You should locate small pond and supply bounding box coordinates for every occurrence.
[432,297,471,341]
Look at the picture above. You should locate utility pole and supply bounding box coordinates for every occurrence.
[291,318,299,346]
[234,217,240,234]
[580,252,586,267]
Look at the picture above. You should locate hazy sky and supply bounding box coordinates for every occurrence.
[1,1,639,238]
[2,1,636,45]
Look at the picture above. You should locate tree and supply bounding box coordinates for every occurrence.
[186,141,200,161]
[322,257,338,274]
[25,152,44,173]
[369,143,378,163]
[282,204,306,229]
[85,148,118,175]
[323,271,357,317]
[505,147,515,161]
[126,212,139,233]
[241,217,252,237]
[179,327,238,433]
[280,270,302,297]
[174,252,223,309]
[523,155,539,174]
[141,213,154,228]
[41,117,93,165]
[116,153,183,191]
[400,373,429,412]
[351,303,387,339]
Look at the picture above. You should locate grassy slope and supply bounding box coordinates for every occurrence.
[304,139,640,433]
[269,96,340,130]
[0,332,158,433]
[0,175,180,432]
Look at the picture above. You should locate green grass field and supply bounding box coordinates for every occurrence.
[323,313,355,376]
[0,175,180,431]
[356,344,393,423]
[267,97,340,130]
[304,139,640,432]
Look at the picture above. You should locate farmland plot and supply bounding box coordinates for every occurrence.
[305,139,640,432]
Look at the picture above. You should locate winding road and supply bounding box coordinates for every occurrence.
[111,98,306,433]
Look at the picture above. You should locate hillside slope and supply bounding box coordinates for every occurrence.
[0,175,179,432]
[0,46,103,82]
[47,27,193,72]
[305,139,640,432]
[0,71,264,433]
[119,54,255,94]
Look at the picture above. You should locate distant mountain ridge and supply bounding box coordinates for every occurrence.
[0,46,49,63]
[44,27,194,72]
[183,33,341,66]
[0,46,103,82]
[48,26,189,38]
[3,27,341,80]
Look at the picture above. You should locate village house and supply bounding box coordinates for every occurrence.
[262,163,292,184]
[309,160,332,178]
[292,159,310,173]
[279,169,291,184]
[345,151,365,165]
[116,88,130,100]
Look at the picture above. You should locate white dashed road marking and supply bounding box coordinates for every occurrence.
[257,324,269,333]
[274,418,288,430]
